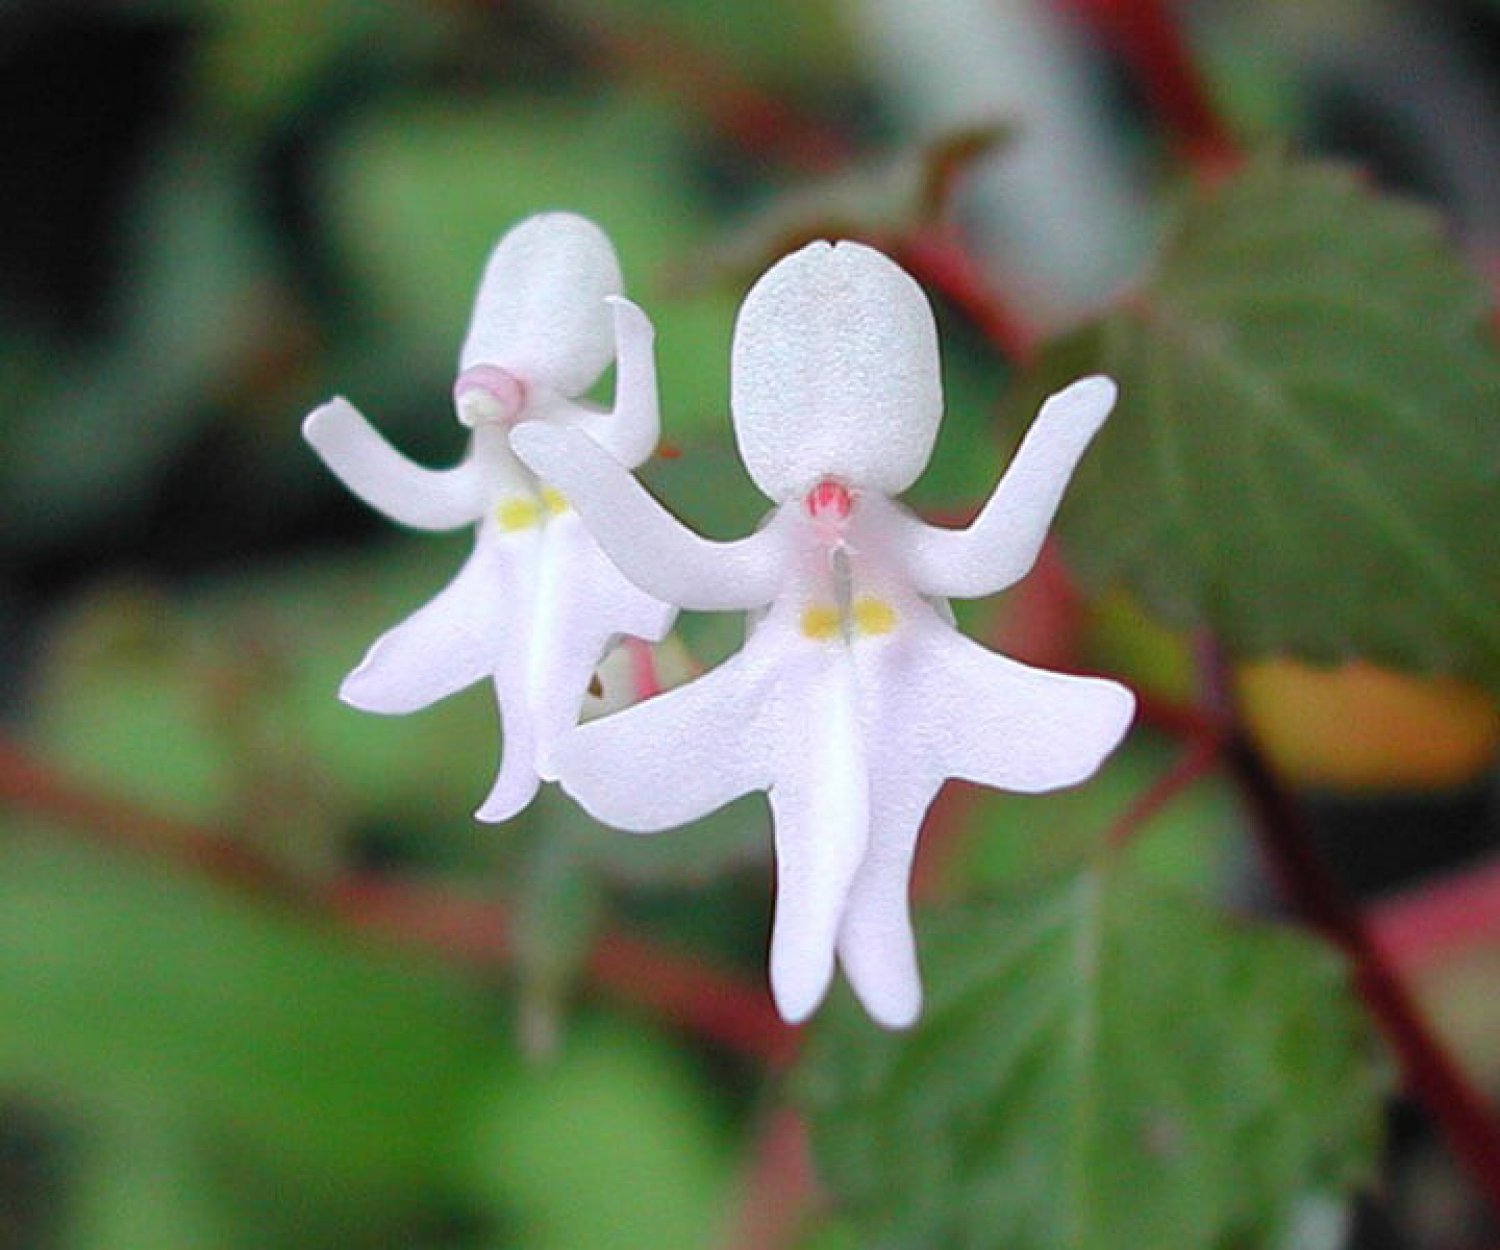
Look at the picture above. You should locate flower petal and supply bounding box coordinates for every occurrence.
[767,659,871,1024]
[553,646,777,832]
[339,541,514,714]
[835,773,937,1030]
[303,398,485,531]
[903,375,1117,597]
[529,513,676,776]
[459,212,622,399]
[730,240,942,501]
[564,296,660,469]
[914,625,1135,792]
[511,423,784,611]
[475,671,542,823]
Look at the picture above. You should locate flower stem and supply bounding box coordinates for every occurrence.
[0,734,792,1066]
[1061,0,1241,171]
[1206,674,1500,1218]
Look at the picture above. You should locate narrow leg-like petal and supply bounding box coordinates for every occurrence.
[475,670,542,823]
[835,771,938,1030]
[553,647,776,832]
[768,659,870,1025]
[340,544,509,714]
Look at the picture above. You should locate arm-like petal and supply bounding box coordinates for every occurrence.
[511,423,782,611]
[567,297,660,469]
[303,398,486,531]
[552,647,776,831]
[903,375,1116,598]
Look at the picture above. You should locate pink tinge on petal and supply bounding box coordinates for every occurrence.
[805,479,853,520]
[454,364,528,427]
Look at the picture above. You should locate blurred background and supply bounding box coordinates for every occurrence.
[1,1,1498,1246]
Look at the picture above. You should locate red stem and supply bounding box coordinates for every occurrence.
[1106,734,1221,850]
[0,735,792,1066]
[723,1107,821,1250]
[537,1,852,174]
[1061,0,1240,171]
[895,228,1041,367]
[1220,723,1500,1217]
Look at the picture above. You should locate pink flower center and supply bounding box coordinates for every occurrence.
[454,364,528,427]
[805,479,853,520]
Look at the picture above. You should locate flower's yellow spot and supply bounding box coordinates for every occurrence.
[800,605,841,641]
[543,486,569,515]
[497,497,542,532]
[854,598,897,636]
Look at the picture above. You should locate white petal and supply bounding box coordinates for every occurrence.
[731,240,942,501]
[903,375,1118,598]
[767,659,870,1024]
[459,213,622,399]
[339,544,509,714]
[511,423,783,611]
[552,646,777,832]
[565,296,660,469]
[912,625,1135,792]
[529,514,676,776]
[303,398,485,531]
[475,672,542,823]
[835,773,937,1030]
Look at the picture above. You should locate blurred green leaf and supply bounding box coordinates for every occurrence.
[800,863,1385,1249]
[460,1017,733,1250]
[0,836,496,1192]
[1005,155,1500,688]
[951,735,1241,899]
[1,137,270,550]
[323,89,740,438]
[58,1105,239,1250]
[553,0,857,84]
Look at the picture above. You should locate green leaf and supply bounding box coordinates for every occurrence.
[322,90,740,439]
[0,835,497,1193]
[798,865,1385,1249]
[459,1017,733,1250]
[1006,155,1500,688]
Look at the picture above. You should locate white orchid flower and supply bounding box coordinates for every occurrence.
[302,212,674,822]
[513,240,1134,1028]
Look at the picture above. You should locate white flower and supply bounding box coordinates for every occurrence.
[512,240,1134,1028]
[302,212,674,822]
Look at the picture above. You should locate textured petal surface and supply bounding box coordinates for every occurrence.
[529,512,675,776]
[903,375,1117,597]
[512,422,783,610]
[553,646,778,832]
[459,212,622,398]
[731,240,942,501]
[303,398,485,531]
[565,296,660,469]
[339,543,510,714]
[916,627,1136,792]
[767,658,870,1024]
[475,668,542,824]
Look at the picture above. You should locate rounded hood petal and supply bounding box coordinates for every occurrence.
[730,240,943,501]
[459,212,623,398]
